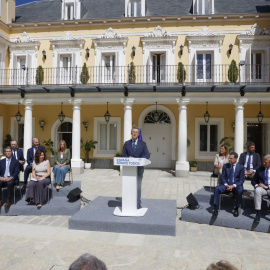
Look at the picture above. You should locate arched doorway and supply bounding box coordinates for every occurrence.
[51,118,73,150]
[57,122,73,148]
[139,105,176,169]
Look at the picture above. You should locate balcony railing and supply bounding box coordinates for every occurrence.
[0,64,269,87]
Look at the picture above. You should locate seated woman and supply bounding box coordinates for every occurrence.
[214,144,229,184]
[25,149,51,208]
[54,140,70,189]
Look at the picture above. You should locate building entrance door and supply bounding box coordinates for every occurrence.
[142,110,171,168]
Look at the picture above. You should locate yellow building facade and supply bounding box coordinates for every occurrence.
[0,0,269,175]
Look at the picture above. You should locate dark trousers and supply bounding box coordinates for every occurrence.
[24,165,32,183]
[0,179,15,200]
[213,184,244,207]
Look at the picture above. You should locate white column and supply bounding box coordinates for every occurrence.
[23,101,33,159]
[121,98,134,143]
[175,98,190,177]
[71,99,84,174]
[234,98,248,156]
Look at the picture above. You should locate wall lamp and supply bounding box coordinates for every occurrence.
[204,102,210,123]
[86,47,90,58]
[58,102,65,123]
[257,102,264,123]
[42,50,46,60]
[132,46,136,57]
[15,102,22,123]
[82,121,88,131]
[39,120,45,131]
[180,44,184,55]
[228,44,233,55]
[104,102,111,123]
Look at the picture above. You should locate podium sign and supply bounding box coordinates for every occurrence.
[113,157,151,217]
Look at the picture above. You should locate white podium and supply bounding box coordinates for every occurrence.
[113,157,151,217]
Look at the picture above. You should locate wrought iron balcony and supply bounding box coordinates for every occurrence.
[0,64,269,87]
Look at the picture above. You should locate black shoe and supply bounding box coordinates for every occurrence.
[233,206,239,217]
[213,206,218,216]
[254,211,261,223]
[137,204,142,209]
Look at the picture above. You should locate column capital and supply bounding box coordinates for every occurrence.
[176,98,190,106]
[24,100,33,110]
[121,98,134,106]
[233,98,248,108]
[71,99,82,105]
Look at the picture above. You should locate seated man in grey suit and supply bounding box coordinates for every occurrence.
[0,146,20,207]
[238,141,261,180]
[251,154,270,223]
[213,152,245,217]
[122,127,150,208]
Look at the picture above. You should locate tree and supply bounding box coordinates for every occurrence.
[129,62,136,83]
[177,62,186,83]
[36,65,44,85]
[80,63,90,84]
[227,59,238,83]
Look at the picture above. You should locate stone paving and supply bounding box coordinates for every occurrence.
[0,169,269,270]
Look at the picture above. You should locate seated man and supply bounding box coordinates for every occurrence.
[24,138,46,187]
[0,146,20,207]
[238,141,261,180]
[11,139,25,172]
[251,154,270,223]
[213,152,245,217]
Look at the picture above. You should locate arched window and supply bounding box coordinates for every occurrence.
[144,110,171,124]
[57,122,72,148]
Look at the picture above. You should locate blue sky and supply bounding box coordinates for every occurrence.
[16,0,42,6]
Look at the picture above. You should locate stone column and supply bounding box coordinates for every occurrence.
[23,100,33,159]
[121,98,134,143]
[71,99,84,174]
[175,98,190,177]
[234,98,248,156]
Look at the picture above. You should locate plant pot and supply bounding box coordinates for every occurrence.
[84,163,91,169]
[190,167,197,172]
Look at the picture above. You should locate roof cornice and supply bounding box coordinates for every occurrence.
[8,13,270,30]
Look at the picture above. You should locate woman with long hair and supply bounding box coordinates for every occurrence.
[214,144,229,184]
[54,140,70,189]
[25,149,51,208]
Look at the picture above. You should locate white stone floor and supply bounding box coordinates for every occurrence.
[0,169,269,270]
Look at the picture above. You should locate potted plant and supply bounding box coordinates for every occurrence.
[41,139,54,166]
[80,63,90,84]
[81,139,98,169]
[227,59,238,83]
[129,62,136,83]
[177,62,186,83]
[36,65,44,85]
[189,160,198,172]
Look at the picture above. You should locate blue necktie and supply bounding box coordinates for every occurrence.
[4,159,11,178]
[229,165,235,185]
[132,140,136,154]
[265,168,269,185]
[247,154,251,171]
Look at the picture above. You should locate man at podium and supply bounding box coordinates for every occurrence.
[122,127,150,208]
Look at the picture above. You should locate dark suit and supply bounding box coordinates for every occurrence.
[213,163,245,207]
[12,148,25,172]
[238,152,261,172]
[122,139,150,205]
[24,146,46,183]
[0,157,20,199]
[251,166,270,210]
